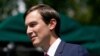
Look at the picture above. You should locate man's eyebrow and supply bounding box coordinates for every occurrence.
[26,21,37,26]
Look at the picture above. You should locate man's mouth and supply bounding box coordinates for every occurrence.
[30,36,37,41]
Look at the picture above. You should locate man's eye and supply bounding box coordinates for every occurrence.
[29,22,37,27]
[29,24,34,27]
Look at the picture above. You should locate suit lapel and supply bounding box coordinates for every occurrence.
[54,41,65,56]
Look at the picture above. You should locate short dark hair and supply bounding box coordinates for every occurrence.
[24,4,60,37]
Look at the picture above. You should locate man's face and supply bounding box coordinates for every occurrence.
[25,10,52,47]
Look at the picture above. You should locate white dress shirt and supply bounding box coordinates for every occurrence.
[47,38,61,56]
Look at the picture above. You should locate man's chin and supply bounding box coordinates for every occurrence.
[32,42,40,47]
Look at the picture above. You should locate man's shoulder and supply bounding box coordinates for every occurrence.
[58,41,88,55]
[61,41,88,55]
[61,41,86,50]
[55,41,89,56]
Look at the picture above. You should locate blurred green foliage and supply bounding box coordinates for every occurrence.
[24,0,38,9]
[0,0,17,21]
[0,0,100,25]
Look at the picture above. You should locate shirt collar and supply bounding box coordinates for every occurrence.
[47,38,61,56]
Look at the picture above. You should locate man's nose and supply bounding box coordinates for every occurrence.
[27,27,33,36]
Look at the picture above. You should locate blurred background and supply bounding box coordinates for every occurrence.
[0,0,100,56]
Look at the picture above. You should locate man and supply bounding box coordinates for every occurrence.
[24,4,88,56]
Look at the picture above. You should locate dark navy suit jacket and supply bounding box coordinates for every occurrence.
[54,41,89,56]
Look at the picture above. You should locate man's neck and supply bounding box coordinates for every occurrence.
[42,35,58,52]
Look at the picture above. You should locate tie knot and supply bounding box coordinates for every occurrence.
[44,52,49,56]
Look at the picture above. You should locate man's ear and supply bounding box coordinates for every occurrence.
[48,19,57,30]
